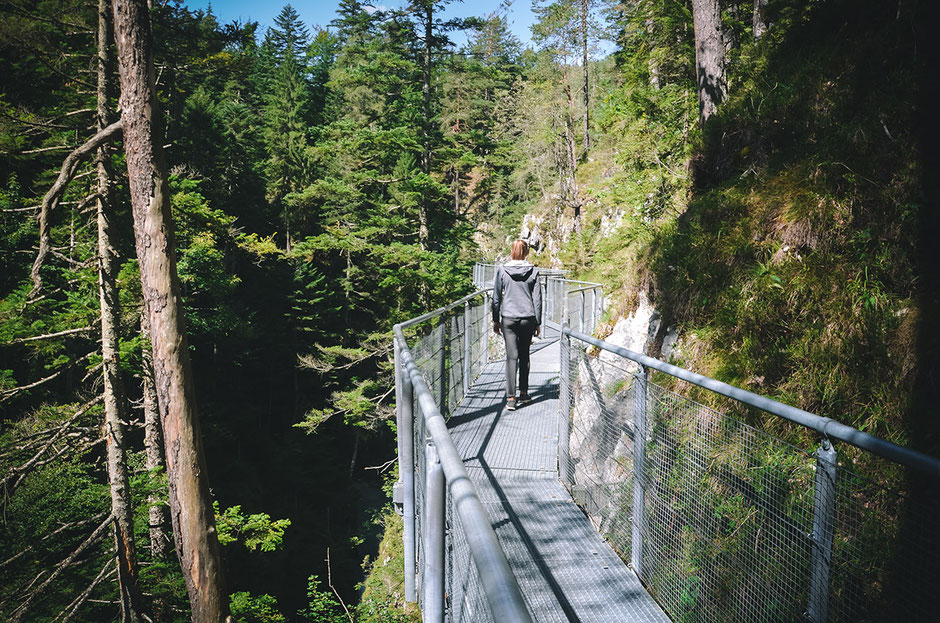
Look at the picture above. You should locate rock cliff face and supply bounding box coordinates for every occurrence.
[566,291,679,531]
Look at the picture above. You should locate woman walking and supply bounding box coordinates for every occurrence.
[492,240,542,411]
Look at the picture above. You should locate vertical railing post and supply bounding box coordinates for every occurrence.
[562,287,569,328]
[540,275,547,335]
[438,321,447,415]
[559,328,572,487]
[592,288,599,330]
[484,293,491,365]
[394,338,417,603]
[579,290,585,333]
[631,366,648,577]
[808,439,837,623]
[553,279,558,325]
[424,443,445,623]
[462,301,471,397]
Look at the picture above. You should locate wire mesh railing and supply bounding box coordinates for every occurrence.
[559,327,940,623]
[471,262,603,337]
[471,262,567,290]
[542,278,604,336]
[394,289,532,623]
[394,265,603,622]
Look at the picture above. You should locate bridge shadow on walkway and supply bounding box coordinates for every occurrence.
[448,337,672,622]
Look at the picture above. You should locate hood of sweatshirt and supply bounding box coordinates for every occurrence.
[503,260,534,281]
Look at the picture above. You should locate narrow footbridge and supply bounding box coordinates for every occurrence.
[392,264,940,623]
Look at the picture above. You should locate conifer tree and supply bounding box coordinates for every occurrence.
[691,0,726,125]
[263,5,314,252]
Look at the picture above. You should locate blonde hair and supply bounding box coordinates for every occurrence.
[510,239,529,260]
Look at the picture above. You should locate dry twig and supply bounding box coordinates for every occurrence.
[326,548,354,623]
[9,513,112,623]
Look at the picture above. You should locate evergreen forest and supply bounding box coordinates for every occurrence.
[0,0,937,621]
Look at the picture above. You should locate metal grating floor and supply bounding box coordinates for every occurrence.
[448,337,672,623]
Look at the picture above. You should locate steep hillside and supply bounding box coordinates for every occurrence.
[515,0,937,462]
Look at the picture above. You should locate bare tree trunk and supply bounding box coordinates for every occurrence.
[141,309,171,623]
[348,435,359,479]
[453,167,459,215]
[753,0,768,42]
[691,0,727,125]
[647,17,660,89]
[96,1,145,621]
[418,2,433,252]
[563,82,581,232]
[141,309,171,562]
[285,208,291,255]
[581,0,590,153]
[111,1,229,621]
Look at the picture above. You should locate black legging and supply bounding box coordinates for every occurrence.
[501,316,537,397]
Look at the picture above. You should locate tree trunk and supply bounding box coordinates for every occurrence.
[647,18,660,90]
[141,309,171,562]
[111,1,229,621]
[141,309,172,622]
[419,2,432,252]
[348,435,359,480]
[563,83,580,232]
[453,166,459,215]
[753,0,768,42]
[691,0,727,125]
[97,1,145,621]
[581,0,590,153]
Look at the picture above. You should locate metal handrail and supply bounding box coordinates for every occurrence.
[398,289,486,330]
[565,284,601,295]
[554,278,604,288]
[564,326,940,478]
[394,298,533,622]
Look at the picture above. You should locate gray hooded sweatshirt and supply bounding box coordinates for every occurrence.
[492,260,542,324]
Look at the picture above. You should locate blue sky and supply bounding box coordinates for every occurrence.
[185,0,540,50]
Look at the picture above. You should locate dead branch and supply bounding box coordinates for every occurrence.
[50,250,97,269]
[297,343,379,373]
[76,193,101,214]
[29,119,122,299]
[7,325,95,344]
[54,557,116,623]
[326,548,354,623]
[0,352,95,404]
[0,512,108,571]
[81,362,103,386]
[9,513,112,623]
[364,457,397,473]
[0,396,102,495]
[8,145,72,155]
[0,108,73,131]
[0,0,89,31]
[44,512,110,544]
[12,444,76,488]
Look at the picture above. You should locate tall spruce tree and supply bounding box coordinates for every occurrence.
[263,5,313,252]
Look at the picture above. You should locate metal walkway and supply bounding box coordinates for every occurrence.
[448,335,671,623]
